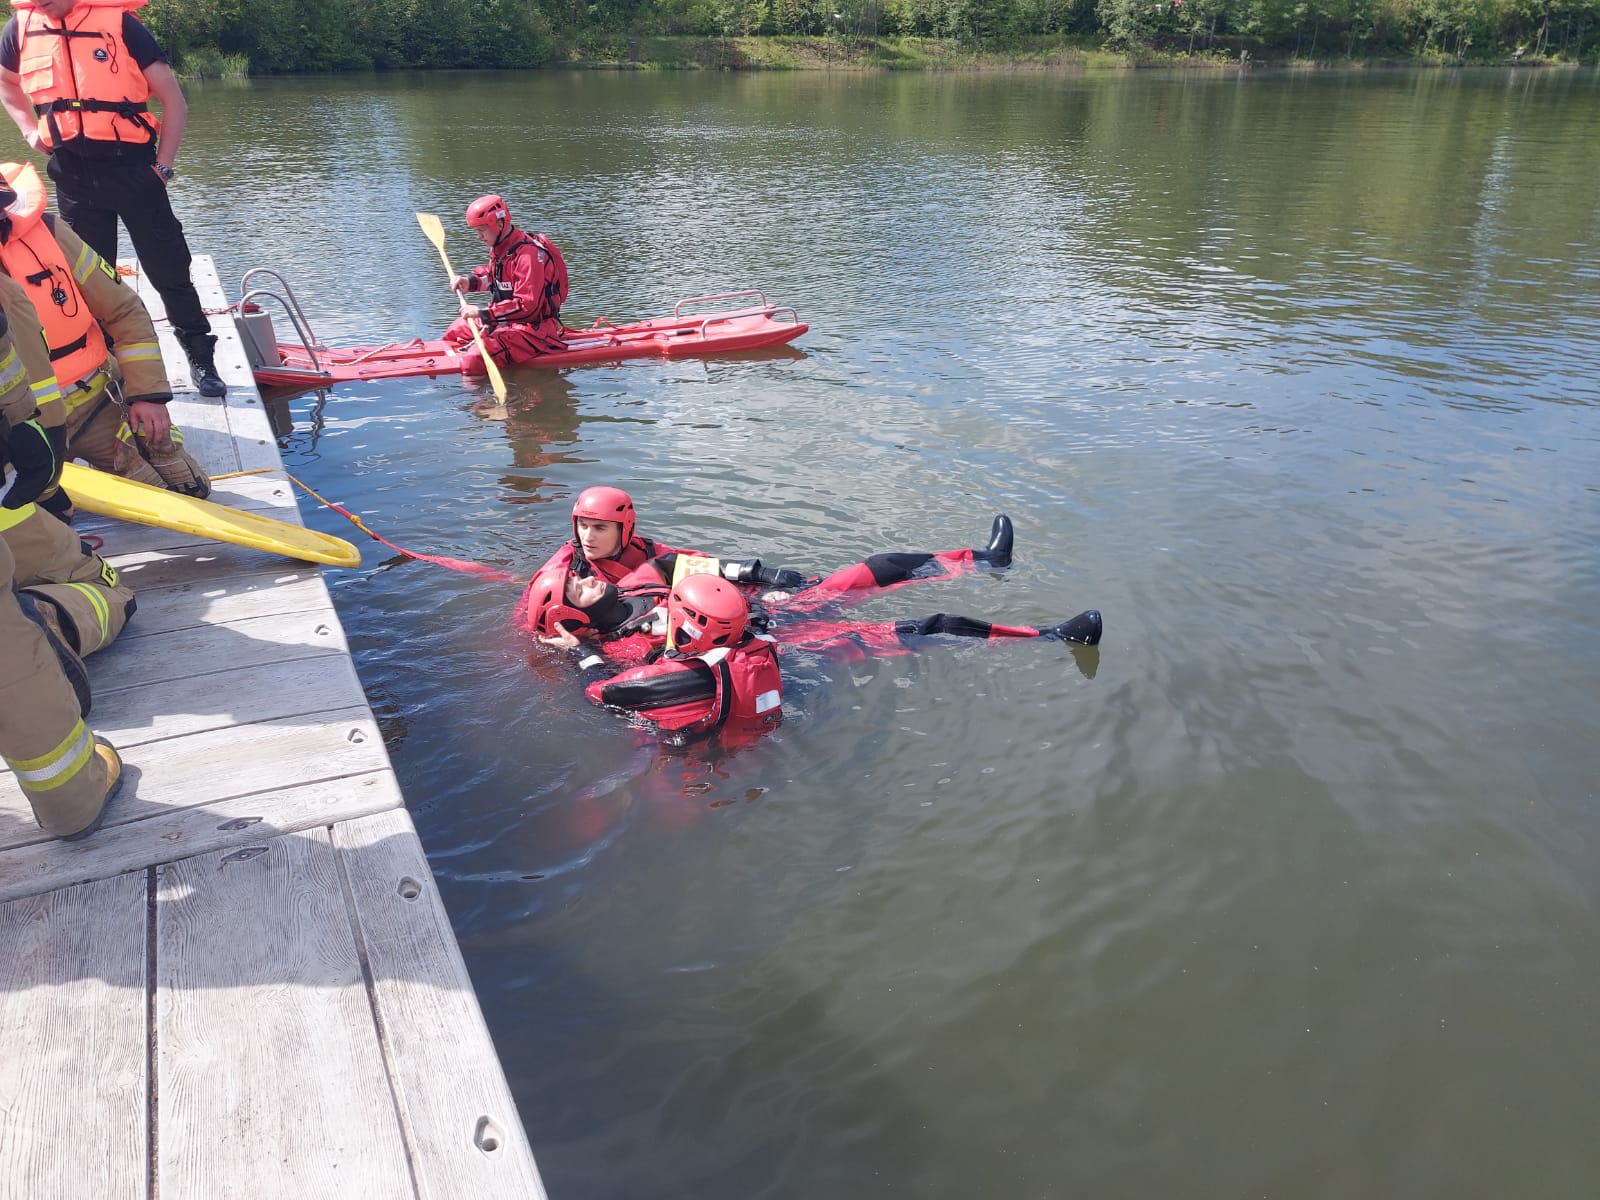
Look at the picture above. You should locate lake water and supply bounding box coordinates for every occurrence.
[171,66,1600,1197]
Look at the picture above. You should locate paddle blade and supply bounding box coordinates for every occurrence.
[479,330,508,402]
[417,210,457,280]
[416,211,446,252]
[418,209,505,402]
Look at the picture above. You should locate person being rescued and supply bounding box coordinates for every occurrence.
[515,486,1092,653]
[521,484,1027,604]
[445,193,568,377]
[0,161,207,516]
[526,519,1103,744]
[515,481,990,638]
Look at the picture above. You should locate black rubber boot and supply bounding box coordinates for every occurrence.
[1045,609,1102,646]
[972,514,1014,568]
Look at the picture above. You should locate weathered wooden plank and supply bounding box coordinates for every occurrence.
[166,423,237,472]
[90,518,287,562]
[131,255,250,464]
[334,810,547,1200]
[225,404,281,460]
[87,605,348,694]
[109,568,333,638]
[0,706,391,851]
[0,871,146,1197]
[0,257,557,1200]
[105,540,334,592]
[0,770,402,904]
[203,473,305,511]
[156,827,417,1199]
[97,652,366,744]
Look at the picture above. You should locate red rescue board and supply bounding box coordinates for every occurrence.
[250,299,807,390]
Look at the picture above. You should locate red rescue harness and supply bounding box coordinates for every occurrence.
[488,229,567,325]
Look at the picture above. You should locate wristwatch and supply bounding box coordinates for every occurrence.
[153,163,176,182]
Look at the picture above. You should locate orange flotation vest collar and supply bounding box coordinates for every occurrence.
[0,162,108,392]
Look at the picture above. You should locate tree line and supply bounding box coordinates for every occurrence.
[142,0,1598,74]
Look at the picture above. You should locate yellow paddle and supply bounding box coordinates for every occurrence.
[416,211,508,404]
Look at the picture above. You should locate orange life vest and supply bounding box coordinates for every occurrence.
[0,162,107,391]
[12,0,159,152]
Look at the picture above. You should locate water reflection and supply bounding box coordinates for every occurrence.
[176,68,1600,1200]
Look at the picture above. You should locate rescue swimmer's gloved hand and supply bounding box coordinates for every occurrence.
[2,417,58,509]
[757,566,806,589]
[721,559,763,584]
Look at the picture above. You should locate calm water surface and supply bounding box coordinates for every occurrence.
[171,67,1599,1197]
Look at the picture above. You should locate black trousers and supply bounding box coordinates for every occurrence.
[46,150,215,356]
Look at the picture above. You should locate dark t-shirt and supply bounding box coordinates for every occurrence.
[0,13,165,76]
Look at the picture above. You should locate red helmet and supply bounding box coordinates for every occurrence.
[465,194,511,237]
[666,574,747,654]
[521,567,591,637]
[571,486,636,551]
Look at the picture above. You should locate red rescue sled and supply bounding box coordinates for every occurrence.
[235,270,807,392]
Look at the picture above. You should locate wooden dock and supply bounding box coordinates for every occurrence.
[0,259,547,1198]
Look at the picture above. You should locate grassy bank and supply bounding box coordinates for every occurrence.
[170,33,1589,79]
[552,34,1128,70]
[443,35,1584,73]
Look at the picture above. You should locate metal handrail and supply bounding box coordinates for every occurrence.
[696,306,799,337]
[673,290,769,319]
[238,268,326,375]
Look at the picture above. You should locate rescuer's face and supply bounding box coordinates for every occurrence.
[575,517,622,561]
[34,0,79,18]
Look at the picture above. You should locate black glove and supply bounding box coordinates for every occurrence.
[44,422,65,486]
[757,566,807,589]
[2,417,57,509]
[720,558,763,584]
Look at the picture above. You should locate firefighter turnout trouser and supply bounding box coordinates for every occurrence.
[0,502,135,657]
[67,373,211,498]
[0,533,117,836]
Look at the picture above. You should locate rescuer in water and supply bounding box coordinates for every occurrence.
[564,572,784,746]
[516,489,1032,648]
[526,517,1103,745]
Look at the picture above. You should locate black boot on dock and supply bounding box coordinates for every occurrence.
[182,334,227,398]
